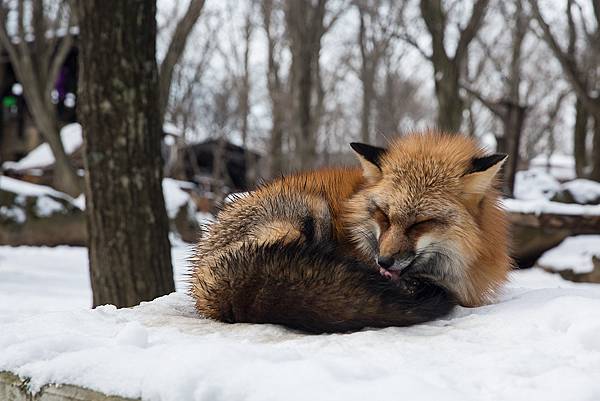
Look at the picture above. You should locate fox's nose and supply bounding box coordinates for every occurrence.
[377,256,394,269]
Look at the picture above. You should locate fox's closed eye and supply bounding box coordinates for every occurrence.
[372,205,390,230]
[407,218,436,232]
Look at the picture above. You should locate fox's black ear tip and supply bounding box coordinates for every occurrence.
[469,153,508,174]
[350,142,387,169]
[349,142,363,151]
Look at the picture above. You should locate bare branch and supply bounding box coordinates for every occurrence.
[46,13,74,103]
[463,84,503,117]
[455,0,490,63]
[420,0,449,63]
[400,33,432,61]
[529,0,600,120]
[158,0,206,121]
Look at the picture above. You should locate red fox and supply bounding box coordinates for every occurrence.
[190,131,511,333]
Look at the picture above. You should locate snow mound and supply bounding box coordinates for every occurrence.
[514,170,560,200]
[0,176,76,202]
[560,179,600,204]
[2,124,82,170]
[162,178,196,219]
[1,243,600,400]
[0,176,83,222]
[502,198,600,216]
[537,235,600,274]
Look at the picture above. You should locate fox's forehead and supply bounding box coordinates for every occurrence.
[380,132,484,175]
[382,158,464,194]
[370,174,458,218]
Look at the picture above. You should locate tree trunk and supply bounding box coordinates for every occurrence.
[574,97,589,178]
[591,116,600,181]
[268,98,285,177]
[240,13,255,188]
[285,0,327,170]
[262,0,285,178]
[32,109,81,197]
[0,0,81,196]
[501,101,526,197]
[360,69,375,143]
[296,45,317,168]
[434,64,463,132]
[78,0,175,308]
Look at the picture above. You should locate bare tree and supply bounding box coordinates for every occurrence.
[78,0,174,307]
[464,0,529,196]
[284,0,344,169]
[218,2,257,186]
[530,0,600,180]
[0,0,80,196]
[261,0,287,177]
[355,0,405,143]
[414,0,490,131]
[158,0,206,127]
[375,53,431,141]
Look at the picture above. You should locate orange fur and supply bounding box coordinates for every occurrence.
[345,131,511,306]
[190,130,512,330]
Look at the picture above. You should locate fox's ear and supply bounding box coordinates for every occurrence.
[350,142,387,182]
[462,153,507,206]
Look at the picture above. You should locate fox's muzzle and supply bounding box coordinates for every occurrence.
[377,251,416,272]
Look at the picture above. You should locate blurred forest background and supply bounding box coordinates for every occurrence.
[1,0,600,306]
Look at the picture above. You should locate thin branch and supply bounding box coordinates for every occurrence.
[400,33,432,61]
[462,84,503,117]
[455,0,490,62]
[529,0,600,120]
[158,0,206,121]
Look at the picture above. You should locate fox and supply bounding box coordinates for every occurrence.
[189,131,511,333]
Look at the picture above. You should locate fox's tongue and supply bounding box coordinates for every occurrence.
[379,267,401,281]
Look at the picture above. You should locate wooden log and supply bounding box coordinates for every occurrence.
[508,211,600,268]
[0,371,137,401]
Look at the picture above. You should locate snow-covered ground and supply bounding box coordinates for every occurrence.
[2,245,600,401]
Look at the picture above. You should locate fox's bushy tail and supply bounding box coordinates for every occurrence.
[191,241,454,333]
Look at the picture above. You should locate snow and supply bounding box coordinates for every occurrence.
[529,154,576,181]
[0,176,76,203]
[0,205,26,223]
[162,178,195,219]
[560,179,600,204]
[2,176,198,221]
[507,167,600,215]
[513,169,560,201]
[35,196,65,217]
[2,246,600,400]
[1,176,81,220]
[537,235,600,274]
[2,124,83,171]
[502,197,600,216]
[196,211,215,226]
